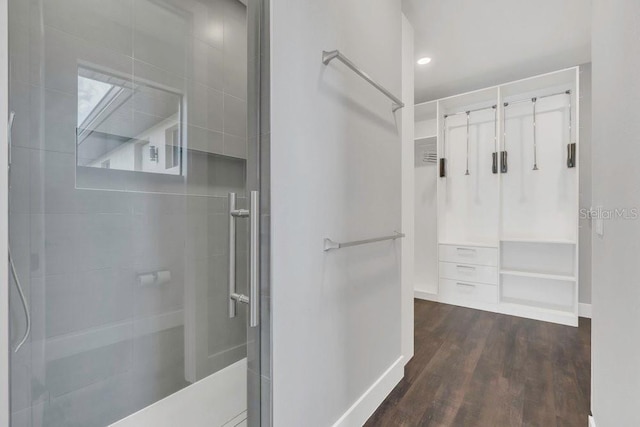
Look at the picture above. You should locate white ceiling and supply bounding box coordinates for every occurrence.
[403,0,592,103]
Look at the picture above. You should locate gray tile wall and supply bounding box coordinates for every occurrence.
[8,0,251,425]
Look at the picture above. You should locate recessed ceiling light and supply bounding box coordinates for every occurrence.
[417,57,432,65]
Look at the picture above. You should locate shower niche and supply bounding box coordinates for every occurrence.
[417,67,579,326]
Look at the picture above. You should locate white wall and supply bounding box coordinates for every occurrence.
[270,0,403,425]
[591,1,640,425]
[415,118,436,139]
[400,14,415,365]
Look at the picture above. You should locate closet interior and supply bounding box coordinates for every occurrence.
[414,68,580,326]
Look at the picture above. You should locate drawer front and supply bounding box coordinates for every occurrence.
[439,245,497,266]
[439,262,498,285]
[439,279,498,305]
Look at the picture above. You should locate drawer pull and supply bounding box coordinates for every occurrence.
[456,282,476,288]
[456,247,477,257]
[456,265,476,270]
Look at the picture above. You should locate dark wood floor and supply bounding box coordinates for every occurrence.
[365,300,591,427]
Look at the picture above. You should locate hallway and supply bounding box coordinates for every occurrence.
[366,300,591,426]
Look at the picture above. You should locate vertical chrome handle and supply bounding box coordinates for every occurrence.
[249,191,259,328]
[228,193,249,317]
[228,193,238,318]
[228,191,259,328]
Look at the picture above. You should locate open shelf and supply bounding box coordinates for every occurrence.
[500,240,576,277]
[500,238,576,245]
[439,241,498,249]
[500,298,574,314]
[500,269,576,282]
[415,136,437,142]
[500,273,576,322]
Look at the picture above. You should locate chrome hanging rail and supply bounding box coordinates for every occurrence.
[492,105,498,174]
[440,116,447,177]
[504,89,574,169]
[444,104,496,118]
[502,102,508,173]
[442,105,497,176]
[322,50,405,112]
[532,97,539,170]
[324,231,405,252]
[567,93,576,168]
[503,89,570,108]
[464,111,471,176]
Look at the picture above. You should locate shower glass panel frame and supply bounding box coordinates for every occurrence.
[0,0,270,425]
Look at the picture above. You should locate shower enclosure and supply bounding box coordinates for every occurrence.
[2,0,269,425]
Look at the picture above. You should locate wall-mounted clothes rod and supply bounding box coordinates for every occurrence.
[503,90,570,108]
[322,50,405,112]
[324,231,405,252]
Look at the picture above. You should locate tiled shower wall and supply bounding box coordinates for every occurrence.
[8,0,249,425]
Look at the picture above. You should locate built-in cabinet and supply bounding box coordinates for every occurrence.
[415,68,579,326]
[414,102,439,296]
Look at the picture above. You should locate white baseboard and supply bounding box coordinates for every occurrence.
[588,415,596,427]
[414,290,438,302]
[579,303,592,318]
[417,290,593,321]
[331,356,404,427]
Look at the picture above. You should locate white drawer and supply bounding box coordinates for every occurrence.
[439,262,498,285]
[439,279,498,305]
[439,244,497,266]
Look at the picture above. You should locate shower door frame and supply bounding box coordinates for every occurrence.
[1,0,9,424]
[0,0,271,425]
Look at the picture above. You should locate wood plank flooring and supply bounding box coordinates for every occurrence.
[365,300,591,427]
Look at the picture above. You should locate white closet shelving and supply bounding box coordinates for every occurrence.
[415,67,579,327]
[414,101,439,298]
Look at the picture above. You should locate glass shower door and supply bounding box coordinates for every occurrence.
[7,0,261,425]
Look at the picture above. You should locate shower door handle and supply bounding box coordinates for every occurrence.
[228,192,260,328]
[228,192,248,318]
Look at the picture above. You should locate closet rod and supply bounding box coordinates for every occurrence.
[324,232,405,252]
[504,89,570,107]
[322,50,405,112]
[444,104,497,118]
